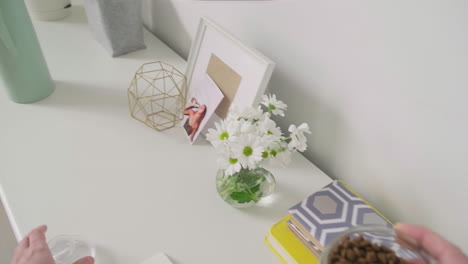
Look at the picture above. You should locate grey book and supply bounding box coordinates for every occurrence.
[288,181,392,252]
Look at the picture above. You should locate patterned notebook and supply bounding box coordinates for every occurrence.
[288,181,392,250]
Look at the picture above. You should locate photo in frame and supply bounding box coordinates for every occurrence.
[185,17,276,137]
[183,74,224,143]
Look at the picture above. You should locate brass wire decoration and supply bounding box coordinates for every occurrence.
[128,61,187,131]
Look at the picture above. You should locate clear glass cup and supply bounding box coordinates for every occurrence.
[48,235,96,264]
[319,226,436,264]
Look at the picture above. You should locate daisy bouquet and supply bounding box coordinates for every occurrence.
[207,94,311,206]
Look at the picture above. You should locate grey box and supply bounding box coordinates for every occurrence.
[83,0,146,57]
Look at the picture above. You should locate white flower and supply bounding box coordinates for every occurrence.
[228,105,265,122]
[217,153,242,176]
[258,118,282,139]
[231,134,265,169]
[206,119,239,148]
[237,118,257,135]
[267,141,292,167]
[256,118,282,150]
[207,94,311,173]
[261,94,287,117]
[288,123,311,152]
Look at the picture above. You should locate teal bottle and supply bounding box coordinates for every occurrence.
[0,0,54,103]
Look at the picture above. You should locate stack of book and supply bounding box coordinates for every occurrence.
[265,181,392,264]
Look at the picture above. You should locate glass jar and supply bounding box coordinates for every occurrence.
[48,235,95,264]
[319,226,435,264]
[216,167,276,208]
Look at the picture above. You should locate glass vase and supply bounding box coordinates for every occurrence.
[216,167,276,208]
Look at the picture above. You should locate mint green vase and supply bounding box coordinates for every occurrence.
[0,0,54,103]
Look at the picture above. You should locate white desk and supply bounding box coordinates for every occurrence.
[0,5,332,264]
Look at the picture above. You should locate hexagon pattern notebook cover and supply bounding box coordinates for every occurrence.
[288,180,392,249]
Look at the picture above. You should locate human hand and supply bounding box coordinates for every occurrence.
[395,223,468,264]
[11,225,94,264]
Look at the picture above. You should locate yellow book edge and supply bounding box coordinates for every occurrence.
[290,217,324,252]
[264,215,318,264]
[264,236,288,264]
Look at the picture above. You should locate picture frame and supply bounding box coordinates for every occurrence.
[185,17,275,120]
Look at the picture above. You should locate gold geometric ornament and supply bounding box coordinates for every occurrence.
[128,61,187,131]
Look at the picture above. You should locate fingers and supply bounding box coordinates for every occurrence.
[395,223,468,263]
[17,235,30,250]
[72,256,95,264]
[12,236,30,263]
[395,223,450,258]
[12,225,48,264]
[28,225,48,247]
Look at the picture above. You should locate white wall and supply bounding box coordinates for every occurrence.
[143,0,468,250]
